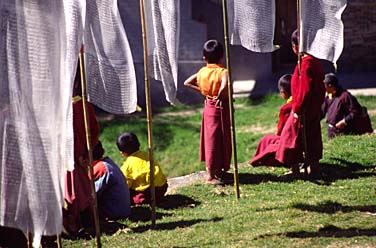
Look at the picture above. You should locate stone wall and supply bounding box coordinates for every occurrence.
[339,1,376,71]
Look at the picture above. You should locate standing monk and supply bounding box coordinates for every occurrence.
[276,29,325,177]
[184,39,231,185]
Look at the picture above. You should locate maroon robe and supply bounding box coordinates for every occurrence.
[250,134,283,167]
[277,102,292,135]
[64,99,100,234]
[322,89,373,138]
[250,102,292,167]
[276,55,325,165]
[200,99,231,173]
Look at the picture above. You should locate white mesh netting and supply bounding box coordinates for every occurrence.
[299,0,347,63]
[0,0,138,246]
[84,0,137,114]
[0,1,77,247]
[227,0,278,53]
[145,0,180,104]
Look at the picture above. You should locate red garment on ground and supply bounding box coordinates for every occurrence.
[249,101,292,167]
[250,134,283,167]
[130,183,168,205]
[200,99,231,173]
[276,55,325,165]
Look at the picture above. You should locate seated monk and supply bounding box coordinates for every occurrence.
[321,73,373,139]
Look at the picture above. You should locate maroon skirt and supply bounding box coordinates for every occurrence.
[200,98,231,172]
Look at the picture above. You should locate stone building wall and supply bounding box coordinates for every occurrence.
[339,1,376,71]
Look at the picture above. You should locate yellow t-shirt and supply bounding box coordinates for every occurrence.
[120,150,167,192]
[197,63,227,98]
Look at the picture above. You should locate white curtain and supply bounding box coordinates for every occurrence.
[227,0,278,53]
[299,0,347,63]
[84,0,138,114]
[0,1,76,247]
[0,0,139,247]
[145,0,180,104]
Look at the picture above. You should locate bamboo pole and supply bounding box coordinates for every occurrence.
[221,0,240,199]
[139,0,157,227]
[296,0,309,172]
[27,232,32,248]
[57,233,62,248]
[79,47,102,247]
[297,0,302,76]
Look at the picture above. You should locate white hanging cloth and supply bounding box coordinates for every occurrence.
[299,0,347,63]
[84,0,138,114]
[0,0,139,247]
[227,0,278,53]
[0,1,78,247]
[144,0,180,104]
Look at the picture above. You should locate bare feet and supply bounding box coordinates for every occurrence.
[206,177,224,186]
[306,162,320,177]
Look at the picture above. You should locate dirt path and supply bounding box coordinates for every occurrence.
[166,171,207,194]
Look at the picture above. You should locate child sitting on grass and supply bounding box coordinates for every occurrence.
[249,74,294,167]
[92,141,131,219]
[117,132,168,205]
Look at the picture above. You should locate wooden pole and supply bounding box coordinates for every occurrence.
[79,47,102,247]
[27,232,32,248]
[139,0,157,227]
[296,0,309,172]
[57,233,62,248]
[221,0,240,199]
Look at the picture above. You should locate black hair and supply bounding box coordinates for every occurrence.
[203,39,224,63]
[278,74,292,96]
[323,73,340,89]
[291,29,299,46]
[116,132,140,154]
[93,141,105,160]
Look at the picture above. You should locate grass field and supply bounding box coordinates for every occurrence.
[58,94,376,248]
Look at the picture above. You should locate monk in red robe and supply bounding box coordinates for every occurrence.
[276,30,326,177]
[250,74,293,167]
[184,39,231,185]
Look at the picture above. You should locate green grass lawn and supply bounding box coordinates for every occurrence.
[59,94,376,247]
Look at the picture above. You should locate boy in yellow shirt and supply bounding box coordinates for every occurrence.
[117,132,168,205]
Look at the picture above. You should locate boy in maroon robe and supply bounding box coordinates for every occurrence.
[276,30,326,177]
[321,73,373,138]
[184,40,231,185]
[249,74,293,167]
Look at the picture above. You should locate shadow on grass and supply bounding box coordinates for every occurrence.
[128,206,173,222]
[158,194,201,210]
[238,172,282,184]
[132,216,223,233]
[258,225,376,239]
[311,160,376,184]
[292,200,376,214]
[241,159,376,185]
[40,221,130,247]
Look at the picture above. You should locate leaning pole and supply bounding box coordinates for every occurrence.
[79,46,102,248]
[139,0,157,227]
[221,0,240,199]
